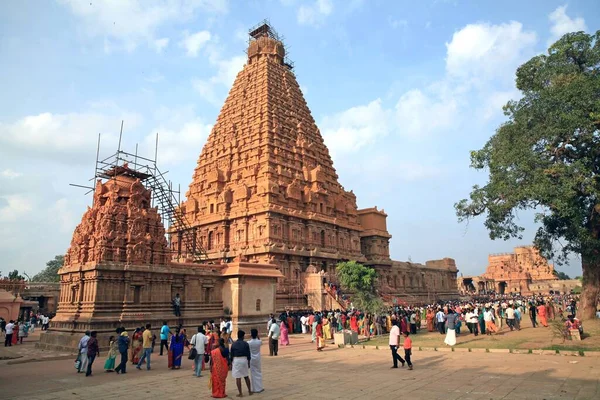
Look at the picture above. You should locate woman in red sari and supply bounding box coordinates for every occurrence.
[350,314,359,333]
[210,338,230,398]
[426,308,435,332]
[130,328,143,364]
[316,318,324,351]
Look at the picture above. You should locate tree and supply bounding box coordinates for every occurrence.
[455,31,600,319]
[336,261,384,314]
[554,270,571,280]
[31,255,64,282]
[7,270,24,281]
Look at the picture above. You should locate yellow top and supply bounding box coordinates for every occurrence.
[142,329,152,348]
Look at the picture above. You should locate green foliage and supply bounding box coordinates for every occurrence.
[455,31,600,266]
[7,270,24,281]
[31,255,64,282]
[554,270,571,280]
[336,261,384,314]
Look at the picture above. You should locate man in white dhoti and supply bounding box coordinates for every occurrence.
[230,330,253,397]
[248,329,264,393]
[444,310,458,346]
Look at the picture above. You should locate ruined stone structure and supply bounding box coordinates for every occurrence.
[172,24,458,306]
[40,166,282,351]
[456,246,579,295]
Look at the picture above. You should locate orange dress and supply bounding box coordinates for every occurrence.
[537,305,548,327]
[211,348,229,398]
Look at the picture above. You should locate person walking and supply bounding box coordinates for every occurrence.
[268,317,280,356]
[529,302,538,328]
[388,320,405,368]
[444,310,458,346]
[248,329,263,393]
[191,326,208,377]
[77,331,91,373]
[435,308,446,334]
[402,331,413,370]
[136,323,152,370]
[4,320,14,347]
[160,321,170,356]
[86,331,99,377]
[115,330,130,374]
[230,330,253,398]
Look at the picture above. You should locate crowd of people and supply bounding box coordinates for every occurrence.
[1,312,52,347]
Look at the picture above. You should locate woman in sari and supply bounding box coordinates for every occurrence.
[169,328,185,369]
[350,314,358,333]
[104,335,118,372]
[426,309,435,332]
[322,316,331,340]
[279,319,290,346]
[287,315,294,334]
[316,318,325,351]
[12,322,19,345]
[210,338,230,398]
[131,328,143,364]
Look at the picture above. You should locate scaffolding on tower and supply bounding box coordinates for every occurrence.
[69,121,207,263]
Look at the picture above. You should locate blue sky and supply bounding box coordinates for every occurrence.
[0,0,597,278]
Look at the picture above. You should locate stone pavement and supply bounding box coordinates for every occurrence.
[0,334,598,400]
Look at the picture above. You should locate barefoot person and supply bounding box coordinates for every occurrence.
[210,339,230,398]
[248,329,264,393]
[388,320,405,368]
[402,331,413,370]
[230,330,253,397]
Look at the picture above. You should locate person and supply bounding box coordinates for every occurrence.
[435,308,446,334]
[248,329,263,393]
[402,331,413,370]
[169,328,185,369]
[529,302,538,328]
[267,317,280,356]
[426,309,435,332]
[29,314,36,333]
[468,309,479,336]
[4,320,14,347]
[349,313,358,333]
[484,307,497,335]
[104,335,118,372]
[225,317,233,334]
[77,331,91,373]
[136,323,153,370]
[279,318,289,346]
[86,331,99,377]
[323,315,331,340]
[409,311,417,334]
[514,305,522,331]
[19,322,28,344]
[506,305,515,331]
[444,310,457,346]
[388,320,405,368]
[309,313,316,342]
[191,326,208,377]
[537,303,548,327]
[210,338,230,398]
[230,330,253,398]
[173,293,181,317]
[478,308,486,335]
[300,314,308,334]
[12,321,19,345]
[131,328,143,364]
[315,317,325,351]
[115,330,130,374]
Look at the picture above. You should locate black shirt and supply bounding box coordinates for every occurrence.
[230,339,250,361]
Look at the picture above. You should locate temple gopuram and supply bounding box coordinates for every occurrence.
[41,22,458,350]
[457,246,581,295]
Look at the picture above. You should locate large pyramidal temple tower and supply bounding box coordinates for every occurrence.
[173,23,458,308]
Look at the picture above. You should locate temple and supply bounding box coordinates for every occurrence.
[40,22,458,350]
[457,246,581,295]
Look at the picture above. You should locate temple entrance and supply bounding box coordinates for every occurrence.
[477,281,485,293]
[462,278,475,293]
[498,281,507,294]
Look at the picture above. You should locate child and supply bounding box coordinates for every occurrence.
[402,331,413,370]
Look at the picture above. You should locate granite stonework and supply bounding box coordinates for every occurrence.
[170,27,458,307]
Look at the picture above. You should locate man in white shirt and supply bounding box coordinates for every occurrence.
[435,309,446,334]
[4,320,15,347]
[267,314,274,331]
[388,320,405,368]
[268,318,280,356]
[505,306,516,331]
[300,314,308,334]
[191,327,208,377]
[77,331,91,373]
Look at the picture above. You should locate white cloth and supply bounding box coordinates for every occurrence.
[268,323,280,340]
[232,357,249,379]
[5,323,14,335]
[444,328,456,346]
[388,325,400,346]
[248,338,263,393]
[191,333,207,354]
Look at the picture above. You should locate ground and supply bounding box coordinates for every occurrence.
[0,329,599,400]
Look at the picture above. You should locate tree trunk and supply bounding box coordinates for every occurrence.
[578,257,600,320]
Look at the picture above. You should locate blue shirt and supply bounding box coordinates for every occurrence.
[160,325,170,340]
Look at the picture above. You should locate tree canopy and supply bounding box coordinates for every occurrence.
[554,270,571,280]
[6,269,24,281]
[336,261,383,314]
[31,255,64,282]
[455,31,600,319]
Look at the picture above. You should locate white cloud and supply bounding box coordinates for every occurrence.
[298,0,333,26]
[59,0,227,52]
[388,17,408,30]
[1,169,22,179]
[548,5,587,45]
[445,21,537,85]
[192,46,246,105]
[144,120,212,165]
[180,30,212,57]
[152,37,169,53]
[0,194,34,222]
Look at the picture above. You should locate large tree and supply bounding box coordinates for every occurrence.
[336,261,383,314]
[31,255,64,282]
[455,31,600,319]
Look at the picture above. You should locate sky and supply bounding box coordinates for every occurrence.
[0,0,598,279]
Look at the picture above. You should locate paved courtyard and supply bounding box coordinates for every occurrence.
[0,334,599,400]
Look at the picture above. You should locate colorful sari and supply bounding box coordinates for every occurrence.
[280,321,289,346]
[131,331,143,364]
[426,310,435,332]
[316,323,325,351]
[350,316,358,333]
[169,333,185,369]
[323,318,331,340]
[210,347,229,398]
[103,340,118,371]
